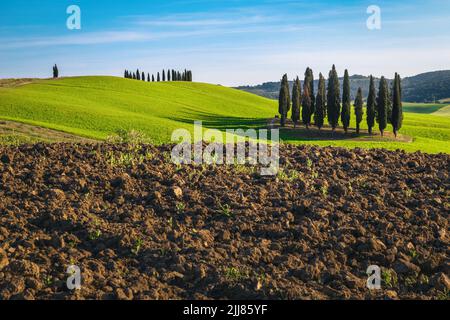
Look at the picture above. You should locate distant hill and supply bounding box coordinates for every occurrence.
[236,70,450,103]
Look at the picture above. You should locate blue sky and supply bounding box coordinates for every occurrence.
[0,0,449,86]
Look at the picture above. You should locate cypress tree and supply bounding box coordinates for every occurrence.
[391,73,403,137]
[124,70,127,78]
[366,75,376,134]
[142,72,145,81]
[341,69,351,133]
[291,77,301,127]
[304,68,315,116]
[315,73,326,130]
[302,82,312,128]
[147,73,150,82]
[162,70,166,81]
[53,64,59,78]
[177,71,181,81]
[327,65,341,130]
[136,69,140,81]
[157,72,160,82]
[354,87,364,134]
[132,73,136,80]
[377,76,388,136]
[152,75,155,82]
[168,70,171,81]
[278,74,290,127]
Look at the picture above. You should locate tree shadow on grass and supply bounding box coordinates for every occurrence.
[168,107,269,131]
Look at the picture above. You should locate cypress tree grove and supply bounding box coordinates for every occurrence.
[341,69,351,133]
[291,77,301,127]
[327,65,341,131]
[366,75,376,134]
[377,76,388,136]
[302,82,312,128]
[354,87,364,134]
[315,73,325,130]
[391,73,403,137]
[278,74,290,127]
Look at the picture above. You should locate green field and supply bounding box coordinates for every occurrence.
[0,76,449,153]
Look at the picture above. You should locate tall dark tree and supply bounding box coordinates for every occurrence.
[387,83,393,123]
[152,75,155,82]
[304,68,315,116]
[391,73,403,137]
[341,69,351,133]
[147,73,150,82]
[132,73,136,80]
[167,70,171,81]
[162,70,166,82]
[177,71,181,81]
[315,73,326,130]
[302,82,312,129]
[278,74,290,127]
[157,72,161,82]
[366,75,376,134]
[291,77,301,127]
[142,72,145,81]
[53,64,59,78]
[354,87,364,134]
[136,69,141,81]
[377,76,389,136]
[327,65,341,130]
[124,70,128,78]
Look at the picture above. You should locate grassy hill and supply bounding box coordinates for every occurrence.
[0,76,275,143]
[0,76,449,153]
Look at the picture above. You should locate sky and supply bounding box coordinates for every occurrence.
[0,0,449,86]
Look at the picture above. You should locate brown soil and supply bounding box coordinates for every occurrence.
[0,143,448,300]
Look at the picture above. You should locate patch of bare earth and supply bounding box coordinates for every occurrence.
[0,143,448,300]
[0,120,98,144]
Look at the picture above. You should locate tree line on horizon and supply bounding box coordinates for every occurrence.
[279,65,404,137]
[124,69,193,82]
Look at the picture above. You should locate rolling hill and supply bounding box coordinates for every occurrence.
[236,70,450,103]
[0,76,449,153]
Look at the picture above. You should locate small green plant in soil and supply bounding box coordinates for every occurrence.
[131,238,144,256]
[224,267,245,282]
[382,269,397,288]
[88,229,102,241]
[175,202,186,214]
[218,203,233,217]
